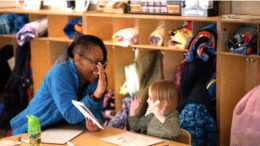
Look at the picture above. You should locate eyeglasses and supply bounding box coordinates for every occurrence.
[80,55,107,67]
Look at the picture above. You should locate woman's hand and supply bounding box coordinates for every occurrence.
[94,62,107,98]
[147,105,166,123]
[129,96,141,116]
[85,117,100,132]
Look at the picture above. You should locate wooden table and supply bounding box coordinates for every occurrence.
[1,125,189,146]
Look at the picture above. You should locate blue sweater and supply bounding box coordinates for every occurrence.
[10,60,103,135]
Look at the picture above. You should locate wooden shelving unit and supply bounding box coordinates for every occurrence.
[0,7,259,146]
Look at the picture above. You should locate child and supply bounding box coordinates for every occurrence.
[129,80,180,141]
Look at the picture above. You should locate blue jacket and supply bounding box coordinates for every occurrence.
[10,59,103,135]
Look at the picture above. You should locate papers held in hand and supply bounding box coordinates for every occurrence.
[72,100,104,129]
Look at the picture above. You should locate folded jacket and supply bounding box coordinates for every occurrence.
[112,27,138,47]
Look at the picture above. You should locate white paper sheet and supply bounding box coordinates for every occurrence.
[100,132,163,146]
[41,128,83,144]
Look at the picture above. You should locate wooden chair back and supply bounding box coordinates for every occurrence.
[175,128,191,145]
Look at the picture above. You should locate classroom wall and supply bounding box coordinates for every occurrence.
[219,1,260,15]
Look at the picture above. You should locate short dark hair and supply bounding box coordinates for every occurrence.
[67,35,107,61]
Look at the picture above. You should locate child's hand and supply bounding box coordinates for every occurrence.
[129,96,141,116]
[147,105,166,123]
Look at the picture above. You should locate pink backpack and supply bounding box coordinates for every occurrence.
[230,85,260,146]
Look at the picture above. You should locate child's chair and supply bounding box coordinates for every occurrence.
[176,128,191,145]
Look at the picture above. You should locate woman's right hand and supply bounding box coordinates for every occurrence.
[85,117,100,132]
[129,96,141,116]
[94,62,107,98]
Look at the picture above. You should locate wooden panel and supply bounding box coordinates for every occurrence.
[218,1,231,15]
[216,50,221,146]
[218,55,246,146]
[85,16,113,40]
[49,41,68,65]
[105,45,114,90]
[112,18,137,33]
[257,24,260,55]
[192,21,212,35]
[113,46,134,112]
[0,1,16,8]
[164,20,185,48]
[0,38,13,49]
[82,12,87,34]
[0,8,83,16]
[31,40,51,92]
[163,51,184,80]
[48,15,69,38]
[84,11,218,22]
[138,19,164,45]
[245,57,259,93]
[29,14,46,22]
[231,1,260,15]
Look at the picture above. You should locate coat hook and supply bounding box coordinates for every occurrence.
[250,58,256,62]
[246,57,250,62]
[132,47,137,51]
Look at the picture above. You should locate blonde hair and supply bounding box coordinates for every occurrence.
[149,80,178,113]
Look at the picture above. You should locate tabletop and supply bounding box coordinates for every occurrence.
[0,125,189,146]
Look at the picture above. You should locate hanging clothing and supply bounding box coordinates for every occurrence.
[0,42,31,131]
[135,51,163,118]
[107,96,131,130]
[180,104,217,146]
[177,55,217,146]
[0,45,13,93]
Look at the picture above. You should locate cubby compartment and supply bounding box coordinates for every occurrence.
[112,18,138,34]
[0,37,17,55]
[31,40,68,91]
[218,54,260,146]
[112,46,135,111]
[84,16,113,41]
[48,15,82,39]
[138,19,164,45]
[163,50,185,80]
[164,20,186,49]
[219,22,258,54]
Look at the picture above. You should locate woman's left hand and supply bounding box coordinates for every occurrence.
[94,63,107,98]
[85,117,100,132]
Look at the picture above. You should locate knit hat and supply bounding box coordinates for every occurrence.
[187,23,217,62]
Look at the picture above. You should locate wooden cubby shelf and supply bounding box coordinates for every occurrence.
[103,40,187,52]
[0,8,83,16]
[220,52,260,59]
[0,34,16,38]
[36,37,73,43]
[0,6,260,146]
